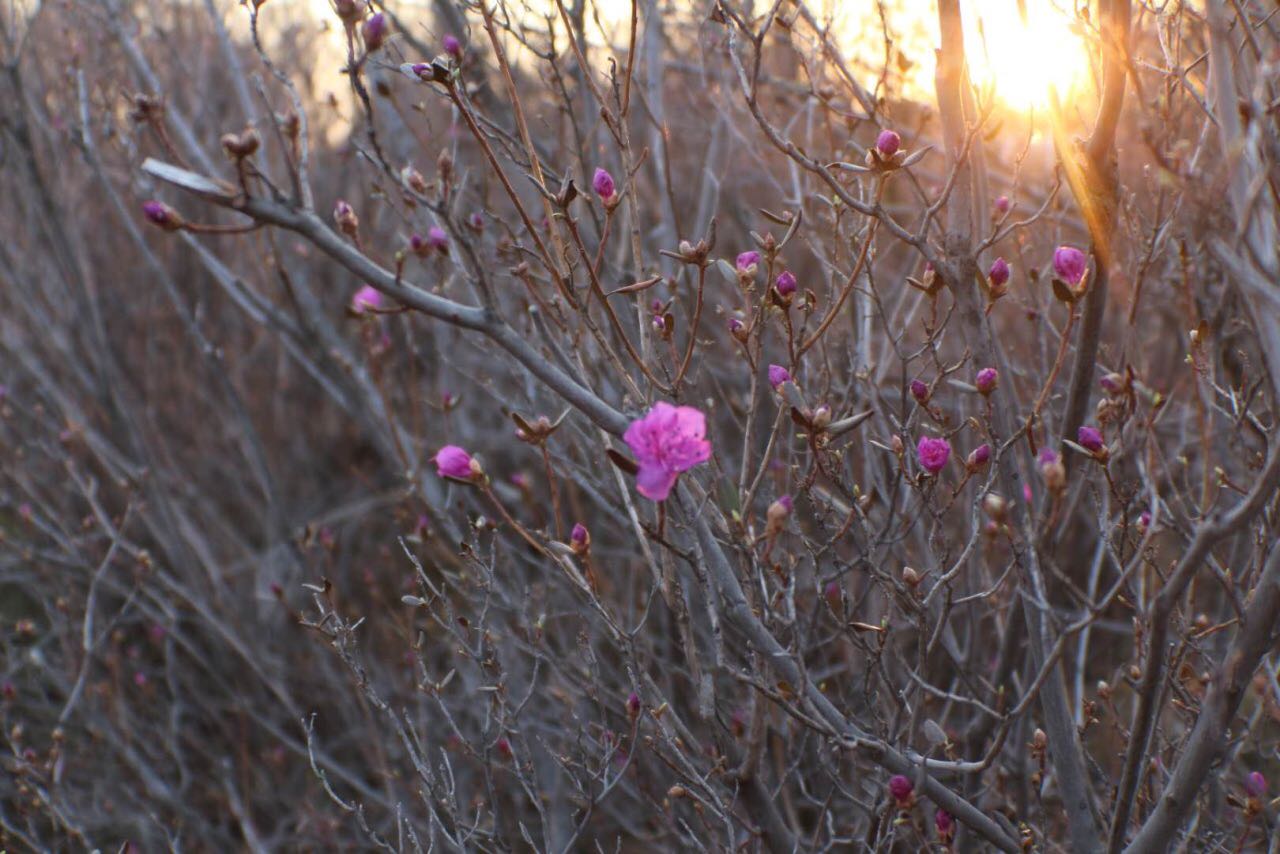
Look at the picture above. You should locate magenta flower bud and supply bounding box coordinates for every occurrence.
[974,367,999,396]
[876,129,901,157]
[1077,425,1105,454]
[334,199,358,235]
[967,443,991,469]
[570,522,589,548]
[623,402,712,501]
[142,200,182,231]
[736,251,760,274]
[350,284,383,314]
[1246,771,1268,798]
[409,233,430,256]
[994,195,1010,215]
[989,256,1010,288]
[361,12,388,51]
[823,580,842,612]
[626,692,641,717]
[443,34,462,57]
[435,445,477,480]
[1138,510,1151,532]
[1100,372,1126,394]
[428,225,448,252]
[888,774,914,805]
[774,494,793,513]
[468,212,484,231]
[768,364,791,389]
[1053,245,1088,286]
[935,808,955,838]
[592,167,616,200]
[774,270,797,297]
[910,379,930,405]
[916,436,951,475]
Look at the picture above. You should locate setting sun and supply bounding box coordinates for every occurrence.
[963,0,1091,111]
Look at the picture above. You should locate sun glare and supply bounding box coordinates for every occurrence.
[963,0,1091,112]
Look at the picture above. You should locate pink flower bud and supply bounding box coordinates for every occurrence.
[592,167,616,200]
[434,445,477,480]
[974,367,999,396]
[1246,771,1268,798]
[774,270,797,297]
[1100,372,1126,394]
[1077,425,1105,454]
[876,129,901,157]
[569,522,590,554]
[1053,245,1087,286]
[967,443,991,469]
[994,195,1010,214]
[443,34,462,57]
[427,225,448,252]
[989,257,1010,288]
[1039,448,1065,490]
[916,437,951,475]
[334,199,358,234]
[468,212,484,231]
[935,808,955,839]
[1138,510,1151,532]
[768,364,791,389]
[736,251,760,275]
[142,200,183,231]
[910,380,930,405]
[823,580,842,613]
[888,774,914,805]
[361,12,388,51]
[626,692,641,718]
[350,285,383,314]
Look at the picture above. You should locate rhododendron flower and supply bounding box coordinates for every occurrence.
[592,168,616,200]
[917,436,951,475]
[989,257,1010,288]
[435,445,476,480]
[736,251,760,274]
[876,129,901,157]
[1053,245,1087,286]
[351,285,383,314]
[774,270,797,297]
[623,402,711,501]
[975,367,999,395]
[768,364,791,389]
[1077,425,1105,453]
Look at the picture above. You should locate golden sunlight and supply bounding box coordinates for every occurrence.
[961,0,1091,111]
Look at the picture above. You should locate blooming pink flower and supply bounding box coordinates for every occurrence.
[916,436,951,475]
[768,364,791,389]
[623,402,712,501]
[1077,425,1104,453]
[435,445,475,480]
[989,257,1010,288]
[1053,245,1087,286]
[975,367,999,395]
[592,168,616,200]
[443,34,462,57]
[876,129,901,157]
[774,270,797,297]
[736,251,760,274]
[994,195,1010,214]
[351,285,383,314]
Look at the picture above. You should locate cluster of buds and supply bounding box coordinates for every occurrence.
[334,200,359,237]
[592,168,620,210]
[434,445,484,482]
[142,200,184,232]
[409,226,449,256]
[220,126,260,161]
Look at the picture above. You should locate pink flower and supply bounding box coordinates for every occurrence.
[736,251,760,274]
[1053,245,1087,286]
[974,367,999,395]
[434,445,476,480]
[916,436,951,475]
[428,225,449,252]
[1077,425,1104,453]
[994,195,1010,214]
[443,34,462,57]
[142,200,182,230]
[592,168,616,200]
[623,402,712,501]
[768,364,791,389]
[774,270,797,297]
[989,257,1010,288]
[876,129,901,157]
[935,808,955,839]
[967,443,991,468]
[571,522,589,547]
[910,380,930,404]
[1246,771,1268,798]
[888,774,914,805]
[351,285,383,314]
[361,12,388,51]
